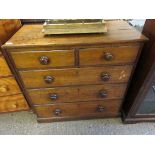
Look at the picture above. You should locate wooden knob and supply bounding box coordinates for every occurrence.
[97,106,105,112]
[104,53,113,61]
[99,90,108,98]
[49,94,58,100]
[0,85,8,93]
[101,73,110,81]
[54,109,62,116]
[39,56,49,65]
[44,76,54,83]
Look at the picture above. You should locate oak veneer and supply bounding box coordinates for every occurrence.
[0,19,21,45]
[0,77,21,96]
[0,94,29,113]
[0,55,12,77]
[0,19,29,114]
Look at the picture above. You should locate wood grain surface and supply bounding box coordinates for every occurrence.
[28,84,127,105]
[11,50,75,69]
[34,99,122,118]
[0,55,12,77]
[79,46,140,66]
[0,94,29,113]
[0,77,21,96]
[2,20,148,49]
[20,65,133,88]
[0,19,21,45]
[2,20,148,121]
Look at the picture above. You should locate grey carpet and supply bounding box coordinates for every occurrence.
[0,111,155,135]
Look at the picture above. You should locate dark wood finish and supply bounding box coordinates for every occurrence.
[11,50,75,69]
[123,63,155,123]
[37,115,121,123]
[20,65,133,88]
[79,45,140,66]
[122,20,155,123]
[21,19,45,24]
[34,99,122,118]
[2,20,147,122]
[28,84,127,105]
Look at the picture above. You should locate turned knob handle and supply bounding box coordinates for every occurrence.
[0,85,8,93]
[49,94,58,100]
[104,53,113,61]
[101,73,110,81]
[99,90,108,98]
[97,106,105,112]
[39,56,50,65]
[54,109,62,116]
[44,76,54,83]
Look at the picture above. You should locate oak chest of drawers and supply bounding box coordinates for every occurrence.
[2,20,147,122]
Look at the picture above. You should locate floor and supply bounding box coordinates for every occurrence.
[0,111,155,135]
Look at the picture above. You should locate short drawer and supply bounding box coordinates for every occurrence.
[28,84,127,105]
[11,50,75,69]
[34,99,122,118]
[20,65,132,88]
[0,55,12,77]
[79,46,140,66]
[0,94,29,113]
[0,77,21,96]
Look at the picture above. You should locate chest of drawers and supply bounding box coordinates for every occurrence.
[0,19,29,114]
[0,53,29,113]
[2,20,147,122]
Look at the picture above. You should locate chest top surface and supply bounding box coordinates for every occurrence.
[3,20,148,49]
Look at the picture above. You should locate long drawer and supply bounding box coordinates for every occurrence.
[0,55,12,77]
[0,94,29,113]
[10,50,75,69]
[35,99,122,118]
[79,46,140,66]
[20,65,132,88]
[28,84,127,105]
[0,77,21,96]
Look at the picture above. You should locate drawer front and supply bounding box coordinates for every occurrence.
[0,55,12,77]
[28,84,126,105]
[79,46,140,66]
[0,77,21,96]
[11,50,75,69]
[35,100,122,118]
[0,94,29,113]
[20,65,132,88]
